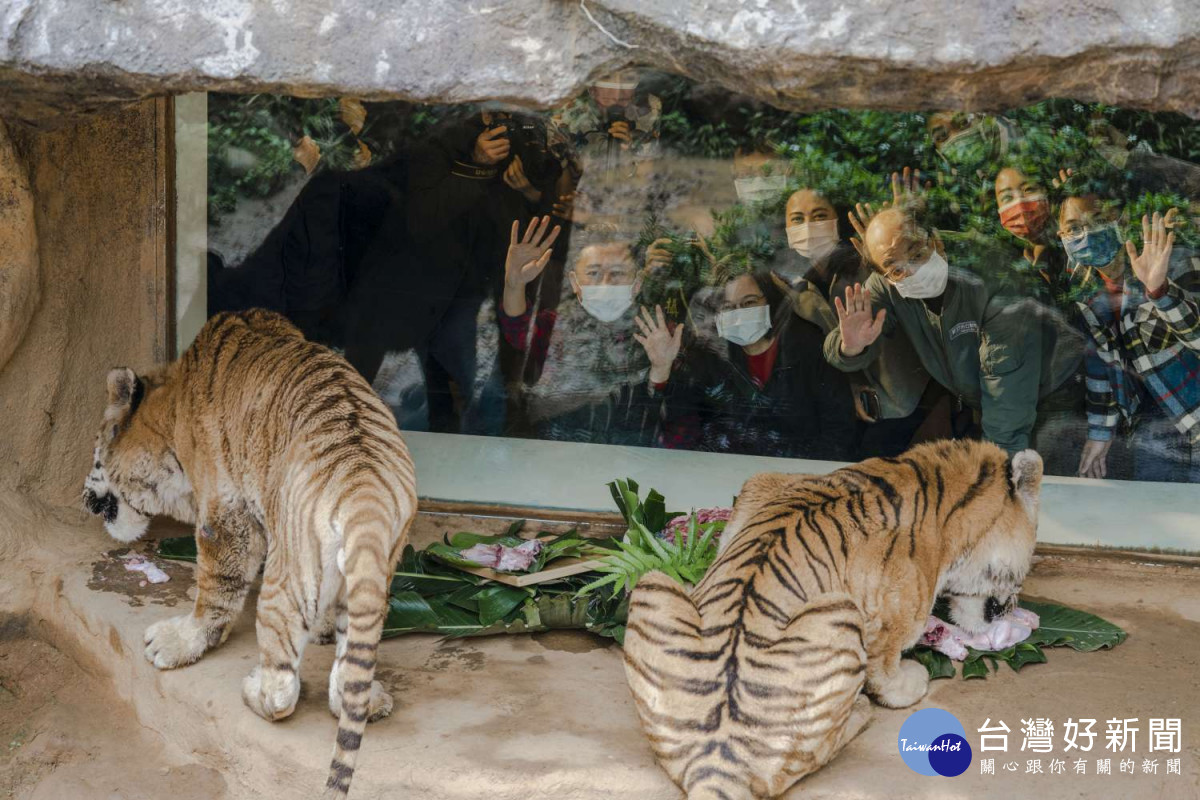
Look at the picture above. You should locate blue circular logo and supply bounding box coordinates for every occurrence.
[898,708,972,776]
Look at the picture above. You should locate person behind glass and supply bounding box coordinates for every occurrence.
[825,204,1080,456]
[1058,195,1200,482]
[780,182,931,458]
[344,105,556,433]
[641,267,857,461]
[499,217,661,446]
[994,165,1066,290]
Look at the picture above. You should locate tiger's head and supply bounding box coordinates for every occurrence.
[82,367,194,542]
[938,447,1044,634]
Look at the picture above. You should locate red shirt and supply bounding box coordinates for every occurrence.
[745,336,780,389]
[1097,269,1124,316]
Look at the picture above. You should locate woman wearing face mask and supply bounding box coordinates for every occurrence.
[638,267,857,460]
[989,165,1076,307]
[499,217,663,446]
[778,187,931,458]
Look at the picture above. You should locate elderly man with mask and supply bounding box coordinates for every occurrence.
[824,205,1082,456]
[498,216,662,445]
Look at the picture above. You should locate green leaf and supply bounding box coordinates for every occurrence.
[906,647,956,680]
[390,571,467,596]
[475,585,531,626]
[157,536,198,563]
[961,658,990,680]
[1019,601,1127,652]
[382,591,442,634]
[1007,642,1049,672]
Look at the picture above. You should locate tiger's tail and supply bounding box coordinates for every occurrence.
[322,501,400,799]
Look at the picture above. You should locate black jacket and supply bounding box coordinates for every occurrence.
[662,316,857,461]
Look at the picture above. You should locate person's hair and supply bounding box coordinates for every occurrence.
[788,187,855,242]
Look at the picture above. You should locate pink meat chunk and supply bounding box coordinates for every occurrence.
[919,608,1038,661]
[459,539,544,572]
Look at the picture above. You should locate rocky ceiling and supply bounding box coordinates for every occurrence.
[2,0,1200,126]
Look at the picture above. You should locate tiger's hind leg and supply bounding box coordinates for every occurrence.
[327,596,393,721]
[242,557,310,721]
[144,505,266,669]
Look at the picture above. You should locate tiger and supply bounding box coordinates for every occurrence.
[622,439,1044,799]
[81,309,417,799]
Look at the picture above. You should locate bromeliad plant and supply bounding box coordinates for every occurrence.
[577,479,726,599]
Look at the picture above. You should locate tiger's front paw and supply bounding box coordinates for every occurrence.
[243,665,300,721]
[144,615,209,669]
[870,660,929,709]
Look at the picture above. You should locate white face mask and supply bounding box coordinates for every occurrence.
[892,250,949,299]
[786,219,840,264]
[716,304,771,347]
[734,175,787,204]
[578,284,634,322]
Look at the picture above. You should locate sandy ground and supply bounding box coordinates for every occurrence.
[2,509,1198,800]
[0,621,228,800]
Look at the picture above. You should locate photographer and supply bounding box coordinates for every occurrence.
[343,106,559,432]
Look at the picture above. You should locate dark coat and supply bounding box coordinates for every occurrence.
[662,315,858,461]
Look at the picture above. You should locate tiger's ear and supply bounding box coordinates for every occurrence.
[1009,449,1043,513]
[104,367,145,431]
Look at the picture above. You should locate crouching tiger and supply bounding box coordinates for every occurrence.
[623,439,1043,799]
[82,309,417,799]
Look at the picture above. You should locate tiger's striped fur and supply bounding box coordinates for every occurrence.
[623,439,1043,799]
[81,309,417,799]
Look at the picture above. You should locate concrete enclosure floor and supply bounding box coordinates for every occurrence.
[2,508,1198,800]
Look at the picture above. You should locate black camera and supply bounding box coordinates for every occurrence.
[487,114,552,184]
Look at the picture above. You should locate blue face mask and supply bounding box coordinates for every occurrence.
[1063,223,1122,268]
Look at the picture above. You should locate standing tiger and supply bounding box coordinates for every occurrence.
[82,309,417,799]
[623,439,1043,799]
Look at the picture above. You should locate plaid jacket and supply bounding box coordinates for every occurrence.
[1074,251,1200,444]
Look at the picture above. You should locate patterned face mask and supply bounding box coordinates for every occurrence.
[1062,223,1122,268]
[998,195,1050,240]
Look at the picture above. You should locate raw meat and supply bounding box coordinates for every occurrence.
[121,554,170,584]
[458,539,544,572]
[919,607,1040,661]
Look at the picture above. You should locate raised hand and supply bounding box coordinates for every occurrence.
[473,125,510,165]
[833,283,886,357]
[633,305,683,384]
[504,216,561,290]
[890,166,931,206]
[1127,211,1176,295]
[849,202,879,260]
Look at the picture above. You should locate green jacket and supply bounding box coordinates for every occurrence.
[785,244,930,420]
[823,265,1084,453]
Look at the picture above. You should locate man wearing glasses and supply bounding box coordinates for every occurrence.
[824,205,1083,457]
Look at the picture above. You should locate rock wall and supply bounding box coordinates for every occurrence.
[0,120,39,371]
[0,100,168,518]
[2,0,1200,127]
